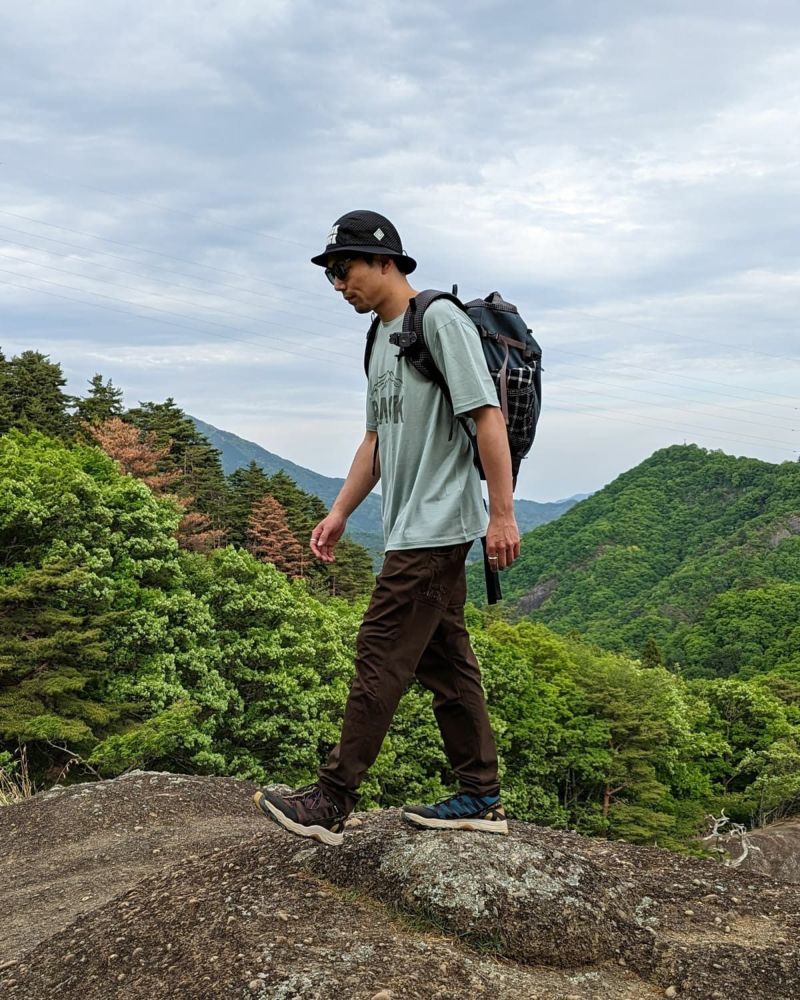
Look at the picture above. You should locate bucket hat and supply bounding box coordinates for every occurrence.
[311,210,417,273]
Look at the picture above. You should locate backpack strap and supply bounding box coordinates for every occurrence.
[391,290,467,408]
[364,313,381,378]
[480,534,503,605]
[364,314,382,475]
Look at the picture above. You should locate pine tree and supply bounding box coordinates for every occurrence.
[329,537,376,600]
[227,461,272,547]
[87,418,225,551]
[175,508,226,553]
[74,373,124,427]
[126,399,229,521]
[246,495,305,578]
[0,350,13,435]
[265,470,328,542]
[641,638,665,669]
[0,560,122,750]
[6,351,74,439]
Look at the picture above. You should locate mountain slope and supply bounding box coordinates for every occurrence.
[469,445,800,675]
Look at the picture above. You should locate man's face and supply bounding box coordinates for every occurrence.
[326,255,383,314]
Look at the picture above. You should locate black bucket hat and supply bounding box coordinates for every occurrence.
[310,210,417,273]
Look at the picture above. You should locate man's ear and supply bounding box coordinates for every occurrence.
[378,255,394,274]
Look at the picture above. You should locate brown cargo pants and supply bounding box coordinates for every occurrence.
[318,541,500,814]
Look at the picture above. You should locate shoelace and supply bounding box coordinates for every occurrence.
[288,784,325,809]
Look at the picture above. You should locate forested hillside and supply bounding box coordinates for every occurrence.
[0,350,375,599]
[469,445,800,679]
[193,415,580,561]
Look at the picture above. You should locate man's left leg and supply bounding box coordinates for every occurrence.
[404,556,508,834]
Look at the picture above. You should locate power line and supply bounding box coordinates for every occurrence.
[0,273,358,374]
[5,255,797,449]
[5,265,798,456]
[3,208,797,416]
[0,225,363,334]
[549,344,799,411]
[5,211,794,422]
[548,382,797,450]
[544,401,798,459]
[0,248,363,360]
[2,161,313,249]
[533,303,799,366]
[548,366,798,432]
[0,209,336,304]
[0,260,362,366]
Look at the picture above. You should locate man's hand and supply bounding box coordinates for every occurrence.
[310,511,347,563]
[485,514,520,571]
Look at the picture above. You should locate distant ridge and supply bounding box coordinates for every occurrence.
[190,416,580,554]
[468,443,800,675]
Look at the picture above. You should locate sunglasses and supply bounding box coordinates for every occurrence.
[324,258,356,285]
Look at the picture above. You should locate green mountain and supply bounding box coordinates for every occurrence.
[469,445,800,679]
[191,416,580,556]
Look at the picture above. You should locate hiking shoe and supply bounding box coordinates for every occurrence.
[402,792,508,835]
[253,783,346,846]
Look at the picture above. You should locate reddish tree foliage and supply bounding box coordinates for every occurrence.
[176,509,226,553]
[246,495,305,578]
[87,417,226,552]
[84,417,180,493]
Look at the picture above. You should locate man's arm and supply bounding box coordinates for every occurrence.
[310,431,380,563]
[470,405,520,570]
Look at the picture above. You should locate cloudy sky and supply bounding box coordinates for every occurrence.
[1,0,798,502]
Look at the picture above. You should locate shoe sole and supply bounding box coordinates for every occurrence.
[402,812,509,835]
[252,790,344,846]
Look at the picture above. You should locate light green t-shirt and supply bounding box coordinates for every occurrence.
[366,299,499,551]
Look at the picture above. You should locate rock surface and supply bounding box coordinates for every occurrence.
[1,771,798,999]
[294,809,639,965]
[718,819,800,883]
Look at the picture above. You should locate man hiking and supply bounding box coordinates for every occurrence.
[254,210,520,845]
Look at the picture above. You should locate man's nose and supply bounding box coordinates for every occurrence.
[333,276,347,292]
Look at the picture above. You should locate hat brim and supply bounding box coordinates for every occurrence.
[310,246,417,274]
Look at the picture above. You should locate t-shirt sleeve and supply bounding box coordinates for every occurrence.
[366,394,377,432]
[422,300,499,417]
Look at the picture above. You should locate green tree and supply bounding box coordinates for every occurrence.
[0,560,122,748]
[0,349,12,435]
[641,637,664,669]
[329,537,376,600]
[178,547,359,782]
[74,373,124,427]
[693,676,795,822]
[0,430,226,779]
[6,351,74,439]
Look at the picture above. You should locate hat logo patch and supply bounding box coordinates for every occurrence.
[374,228,385,241]
[327,224,339,245]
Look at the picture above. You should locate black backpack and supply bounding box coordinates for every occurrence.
[364,288,543,603]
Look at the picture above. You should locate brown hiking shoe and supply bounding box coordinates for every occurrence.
[253,783,346,846]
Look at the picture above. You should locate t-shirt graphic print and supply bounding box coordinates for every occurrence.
[371,371,404,426]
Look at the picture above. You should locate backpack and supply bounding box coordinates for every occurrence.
[364,288,543,604]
